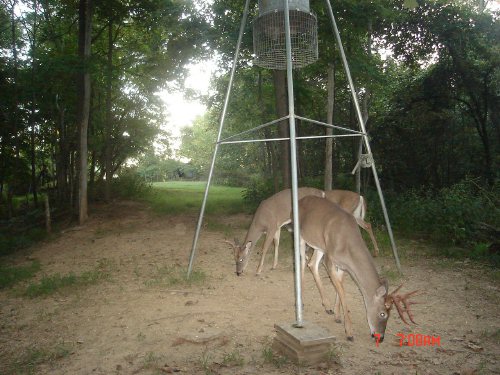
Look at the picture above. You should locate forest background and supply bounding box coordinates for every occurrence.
[0,0,498,262]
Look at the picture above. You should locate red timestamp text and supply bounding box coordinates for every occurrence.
[374,333,441,347]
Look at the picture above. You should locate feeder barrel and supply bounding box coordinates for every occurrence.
[259,0,310,14]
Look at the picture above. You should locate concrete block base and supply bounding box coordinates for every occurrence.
[273,322,336,365]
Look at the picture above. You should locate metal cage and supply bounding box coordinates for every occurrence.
[253,3,318,70]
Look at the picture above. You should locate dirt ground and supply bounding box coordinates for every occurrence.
[0,200,499,375]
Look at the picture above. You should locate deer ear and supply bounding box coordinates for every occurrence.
[379,277,389,290]
[376,284,388,298]
[244,241,252,252]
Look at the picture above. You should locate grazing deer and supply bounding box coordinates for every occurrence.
[298,196,418,342]
[228,187,325,275]
[324,190,380,257]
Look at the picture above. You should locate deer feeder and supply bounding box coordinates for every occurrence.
[253,0,318,69]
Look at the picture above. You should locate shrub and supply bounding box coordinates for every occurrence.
[242,178,276,208]
[112,170,152,199]
[380,178,499,261]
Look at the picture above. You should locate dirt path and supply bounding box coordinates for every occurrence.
[0,201,498,374]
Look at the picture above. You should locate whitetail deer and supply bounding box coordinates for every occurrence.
[227,188,379,275]
[324,190,380,257]
[298,196,419,342]
[228,187,324,275]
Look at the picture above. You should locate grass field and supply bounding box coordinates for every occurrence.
[144,181,248,215]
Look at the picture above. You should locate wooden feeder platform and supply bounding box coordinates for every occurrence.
[273,322,336,365]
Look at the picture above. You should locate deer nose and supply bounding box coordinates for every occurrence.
[371,333,384,343]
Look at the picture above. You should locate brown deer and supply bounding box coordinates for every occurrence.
[228,188,379,275]
[228,187,324,275]
[298,196,419,342]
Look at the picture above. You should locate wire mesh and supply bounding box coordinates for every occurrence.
[253,10,318,70]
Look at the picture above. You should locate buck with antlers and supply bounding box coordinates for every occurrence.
[228,187,324,276]
[298,195,419,342]
[228,188,379,275]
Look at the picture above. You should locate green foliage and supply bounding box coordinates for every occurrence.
[135,152,200,182]
[242,178,276,208]
[111,169,152,199]
[384,179,499,262]
[0,228,47,257]
[0,260,41,289]
[0,0,210,213]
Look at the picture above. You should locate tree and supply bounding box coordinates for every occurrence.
[76,0,93,224]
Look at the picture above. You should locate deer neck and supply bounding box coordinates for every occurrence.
[243,217,266,254]
[340,246,381,302]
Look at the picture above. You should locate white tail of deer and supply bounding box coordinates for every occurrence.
[324,190,380,257]
[227,187,324,275]
[298,196,419,342]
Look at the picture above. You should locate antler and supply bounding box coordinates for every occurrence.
[386,285,422,325]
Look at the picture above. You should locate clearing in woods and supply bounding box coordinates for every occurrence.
[0,183,498,374]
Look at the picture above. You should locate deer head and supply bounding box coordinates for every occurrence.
[365,281,421,343]
[365,279,391,342]
[224,239,252,276]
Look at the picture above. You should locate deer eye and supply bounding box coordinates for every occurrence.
[379,312,386,318]
[239,259,243,263]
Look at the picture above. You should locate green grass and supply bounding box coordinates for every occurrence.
[261,338,288,368]
[9,342,72,374]
[145,264,207,288]
[23,259,112,298]
[221,349,245,367]
[0,260,41,289]
[143,181,248,215]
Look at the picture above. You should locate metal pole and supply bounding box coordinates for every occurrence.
[283,0,304,327]
[187,0,252,277]
[324,0,402,273]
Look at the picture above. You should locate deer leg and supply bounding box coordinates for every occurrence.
[307,250,334,315]
[271,230,280,270]
[325,262,354,340]
[299,238,307,304]
[256,232,276,275]
[364,221,380,257]
[355,218,380,257]
[332,267,346,323]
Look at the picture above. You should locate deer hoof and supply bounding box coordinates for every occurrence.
[325,309,334,315]
[335,318,342,324]
[347,336,354,342]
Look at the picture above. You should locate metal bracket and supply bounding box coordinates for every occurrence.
[351,153,373,174]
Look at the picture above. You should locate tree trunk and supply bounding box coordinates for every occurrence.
[258,71,280,192]
[272,70,290,189]
[55,95,68,205]
[77,0,93,224]
[29,0,39,207]
[104,18,113,202]
[10,0,19,158]
[324,63,335,191]
[355,19,373,194]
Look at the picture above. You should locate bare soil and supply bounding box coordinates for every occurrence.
[1,200,499,375]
